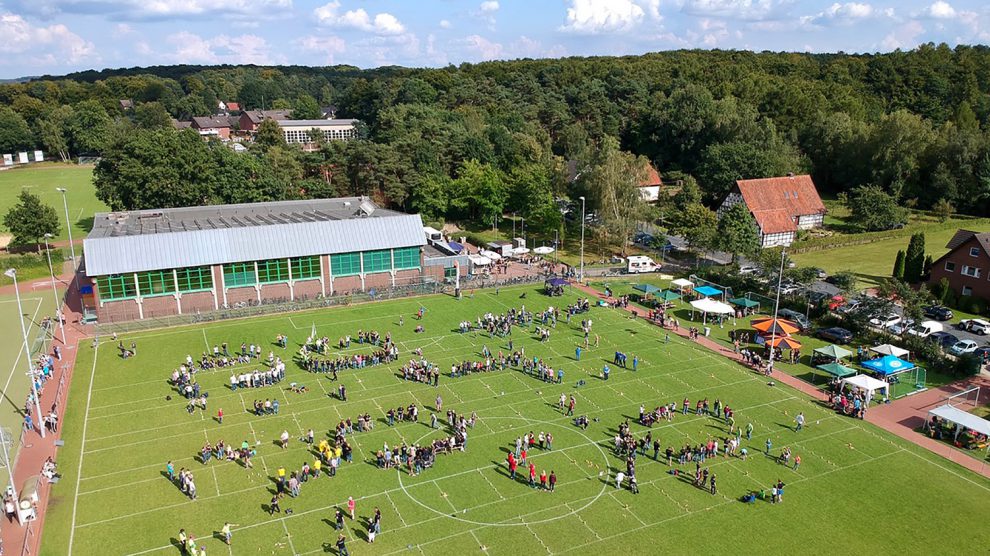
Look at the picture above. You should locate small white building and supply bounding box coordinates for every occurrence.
[717,174,827,248]
[276,119,359,144]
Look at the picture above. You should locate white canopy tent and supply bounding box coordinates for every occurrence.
[479,249,502,261]
[870,344,910,358]
[927,404,990,452]
[689,298,733,325]
[512,247,531,255]
[533,246,555,255]
[841,374,890,403]
[671,278,694,293]
[468,254,491,266]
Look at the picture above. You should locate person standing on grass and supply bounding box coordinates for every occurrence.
[222,522,238,545]
[746,422,754,441]
[549,470,557,492]
[347,496,356,520]
[793,455,801,471]
[217,408,223,424]
[507,452,517,480]
[335,508,345,530]
[575,346,581,361]
[166,461,175,483]
[765,438,772,455]
[336,533,349,556]
[280,430,290,449]
[178,529,187,552]
[529,462,537,488]
[435,395,443,412]
[795,412,805,432]
[567,395,576,416]
[373,507,382,534]
[559,393,566,411]
[710,473,717,496]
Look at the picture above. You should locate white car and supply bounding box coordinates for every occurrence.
[966,319,990,335]
[949,339,979,355]
[906,320,944,338]
[739,265,760,275]
[869,314,902,329]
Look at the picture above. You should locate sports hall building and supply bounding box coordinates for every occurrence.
[82,197,460,322]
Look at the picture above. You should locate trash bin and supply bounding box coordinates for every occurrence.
[704,326,711,337]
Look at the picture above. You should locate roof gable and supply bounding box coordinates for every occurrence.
[941,230,990,261]
[733,174,825,234]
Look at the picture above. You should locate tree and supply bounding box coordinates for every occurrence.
[931,198,954,222]
[828,271,857,293]
[892,249,905,280]
[670,203,717,252]
[255,118,286,150]
[716,202,761,263]
[579,137,651,253]
[293,94,322,120]
[450,160,507,226]
[849,185,908,232]
[37,105,73,161]
[931,277,951,304]
[903,232,926,283]
[0,107,34,153]
[3,190,60,250]
[133,102,173,130]
[409,173,450,221]
[66,100,113,154]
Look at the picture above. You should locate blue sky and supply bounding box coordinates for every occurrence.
[0,0,988,79]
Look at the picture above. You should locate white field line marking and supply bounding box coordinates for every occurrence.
[68,343,99,555]
[0,297,43,419]
[281,519,298,555]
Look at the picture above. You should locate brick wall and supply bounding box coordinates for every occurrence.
[226,286,257,307]
[332,275,362,295]
[97,299,141,323]
[294,279,322,300]
[181,291,215,313]
[260,282,291,301]
[142,296,179,318]
[365,272,391,291]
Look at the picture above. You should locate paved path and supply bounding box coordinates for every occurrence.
[571,281,990,480]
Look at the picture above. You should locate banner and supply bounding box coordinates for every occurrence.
[33,150,43,162]
[2,154,12,166]
[17,152,29,164]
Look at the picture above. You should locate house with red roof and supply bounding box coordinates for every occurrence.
[717,174,827,248]
[636,162,663,203]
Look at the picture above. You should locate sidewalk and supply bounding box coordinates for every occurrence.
[0,264,89,555]
[571,281,990,480]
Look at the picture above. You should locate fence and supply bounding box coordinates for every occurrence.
[93,272,550,336]
[688,274,734,301]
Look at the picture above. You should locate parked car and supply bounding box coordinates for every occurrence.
[949,339,979,355]
[922,305,954,321]
[739,265,760,275]
[888,318,915,336]
[817,327,854,344]
[959,318,990,335]
[838,299,862,314]
[777,308,811,331]
[929,331,960,349]
[779,282,804,295]
[906,320,944,338]
[869,313,902,329]
[972,346,990,363]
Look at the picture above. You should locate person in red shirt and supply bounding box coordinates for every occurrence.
[507,453,517,480]
[539,470,547,490]
[520,447,527,466]
[528,462,537,488]
[217,408,223,424]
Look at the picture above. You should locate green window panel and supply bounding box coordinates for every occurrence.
[176,266,213,292]
[393,247,421,270]
[363,249,391,274]
[258,258,290,284]
[444,266,457,279]
[97,274,137,301]
[137,270,176,297]
[223,262,256,287]
[331,252,361,276]
[290,256,321,280]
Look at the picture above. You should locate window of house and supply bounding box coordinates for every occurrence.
[971,247,980,257]
[137,269,176,297]
[223,262,257,287]
[962,265,981,278]
[945,261,956,272]
[362,250,391,274]
[176,266,213,292]
[331,252,361,276]
[962,286,973,296]
[258,258,290,283]
[290,256,321,280]
[393,247,420,270]
[97,274,137,301]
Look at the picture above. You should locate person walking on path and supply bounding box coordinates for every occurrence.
[347,496,355,520]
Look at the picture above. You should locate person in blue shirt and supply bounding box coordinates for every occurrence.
[557,369,564,383]
[603,365,610,381]
[632,355,638,371]
[575,346,581,361]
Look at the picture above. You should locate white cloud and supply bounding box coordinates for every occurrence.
[295,35,347,65]
[801,3,891,27]
[560,0,646,34]
[459,34,504,60]
[880,20,925,50]
[112,23,134,38]
[0,12,97,64]
[314,1,406,35]
[162,31,280,65]
[480,1,500,13]
[439,19,452,29]
[681,0,788,21]
[925,1,956,19]
[7,0,292,21]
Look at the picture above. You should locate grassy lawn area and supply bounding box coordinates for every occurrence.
[42,283,990,555]
[0,163,105,243]
[791,222,990,288]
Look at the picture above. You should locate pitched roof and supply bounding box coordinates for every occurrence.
[734,174,825,234]
[243,109,292,124]
[226,102,240,111]
[943,229,990,255]
[191,116,231,129]
[638,162,662,188]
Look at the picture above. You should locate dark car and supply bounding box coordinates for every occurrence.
[923,305,954,321]
[972,346,990,363]
[929,331,960,349]
[817,327,853,344]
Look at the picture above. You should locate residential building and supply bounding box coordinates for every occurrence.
[82,197,463,322]
[717,174,827,248]
[636,162,663,203]
[927,230,990,300]
[239,109,292,132]
[191,116,233,139]
[277,119,359,144]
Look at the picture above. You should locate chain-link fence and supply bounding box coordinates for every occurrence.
[93,272,551,336]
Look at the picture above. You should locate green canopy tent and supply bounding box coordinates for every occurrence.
[633,284,662,294]
[814,344,853,361]
[729,297,760,309]
[656,290,681,301]
[815,362,857,383]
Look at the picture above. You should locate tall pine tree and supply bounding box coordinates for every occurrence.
[903,233,926,283]
[892,249,906,280]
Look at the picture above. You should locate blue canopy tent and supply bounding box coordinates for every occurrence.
[694,285,723,298]
[547,278,568,287]
[861,355,915,377]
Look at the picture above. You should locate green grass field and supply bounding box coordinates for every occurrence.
[0,163,105,243]
[40,284,990,555]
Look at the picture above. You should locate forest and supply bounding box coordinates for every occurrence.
[3,44,990,237]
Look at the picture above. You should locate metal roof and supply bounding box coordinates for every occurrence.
[84,197,426,276]
[276,119,358,128]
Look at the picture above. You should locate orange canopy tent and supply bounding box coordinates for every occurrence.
[751,317,800,336]
[767,336,802,350]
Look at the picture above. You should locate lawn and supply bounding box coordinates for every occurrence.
[0,163,105,244]
[791,223,990,288]
[42,284,990,555]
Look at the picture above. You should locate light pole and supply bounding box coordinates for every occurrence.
[0,427,17,522]
[768,250,787,376]
[55,187,76,265]
[579,196,586,282]
[43,233,66,345]
[6,269,45,439]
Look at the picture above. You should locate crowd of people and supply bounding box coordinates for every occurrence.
[399,358,440,384]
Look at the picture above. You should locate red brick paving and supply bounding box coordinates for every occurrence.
[572,281,990,480]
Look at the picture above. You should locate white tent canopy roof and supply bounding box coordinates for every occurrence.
[479,249,502,261]
[841,374,890,399]
[928,404,990,437]
[468,254,491,266]
[533,246,555,255]
[671,278,694,288]
[689,298,733,314]
[870,344,909,358]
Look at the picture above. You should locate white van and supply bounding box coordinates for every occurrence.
[627,256,659,274]
[907,320,944,338]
